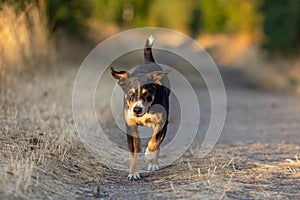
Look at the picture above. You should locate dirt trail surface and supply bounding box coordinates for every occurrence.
[1,61,300,199]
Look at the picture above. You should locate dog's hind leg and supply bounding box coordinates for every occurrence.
[126,125,141,180]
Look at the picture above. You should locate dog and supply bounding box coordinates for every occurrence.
[110,36,170,180]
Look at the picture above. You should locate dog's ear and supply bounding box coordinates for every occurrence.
[148,68,171,85]
[110,66,129,80]
[110,66,130,87]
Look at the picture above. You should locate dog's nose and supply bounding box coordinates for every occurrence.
[133,106,143,115]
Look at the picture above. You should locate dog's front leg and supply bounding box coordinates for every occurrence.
[126,125,141,180]
[145,122,164,171]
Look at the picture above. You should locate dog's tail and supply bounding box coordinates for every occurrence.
[144,35,155,63]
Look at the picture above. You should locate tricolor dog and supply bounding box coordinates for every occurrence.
[110,36,170,180]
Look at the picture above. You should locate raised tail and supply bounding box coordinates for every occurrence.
[144,35,155,63]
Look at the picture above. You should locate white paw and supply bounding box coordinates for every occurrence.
[145,147,155,162]
[147,163,159,171]
[127,172,141,180]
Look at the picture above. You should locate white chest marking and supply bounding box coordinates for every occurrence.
[125,110,163,127]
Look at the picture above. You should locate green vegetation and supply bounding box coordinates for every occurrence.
[46,0,93,35]
[261,0,300,55]
[199,0,261,34]
[91,0,152,27]
[1,0,300,55]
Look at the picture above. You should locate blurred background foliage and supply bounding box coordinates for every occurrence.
[1,0,300,91]
[46,0,93,35]
[1,0,299,54]
[261,0,300,55]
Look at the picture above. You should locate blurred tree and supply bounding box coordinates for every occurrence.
[148,0,193,33]
[188,0,202,38]
[91,0,151,27]
[199,0,226,33]
[91,0,123,25]
[131,0,151,27]
[261,0,300,55]
[199,0,261,34]
[46,0,93,35]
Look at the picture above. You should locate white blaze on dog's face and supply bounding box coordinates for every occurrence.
[125,84,156,118]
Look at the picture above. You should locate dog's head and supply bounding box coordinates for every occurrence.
[110,66,170,117]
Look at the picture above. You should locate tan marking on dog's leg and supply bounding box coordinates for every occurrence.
[128,138,141,179]
[129,152,137,174]
[127,128,141,180]
[128,152,140,180]
[134,136,141,153]
[147,138,157,152]
[147,123,162,152]
[146,123,164,170]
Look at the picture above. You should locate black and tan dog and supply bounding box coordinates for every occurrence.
[110,36,170,180]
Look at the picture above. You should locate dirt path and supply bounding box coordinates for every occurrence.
[75,66,300,199]
[221,68,300,145]
[1,59,300,199]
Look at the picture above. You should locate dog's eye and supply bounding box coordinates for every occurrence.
[129,95,134,101]
[146,95,153,102]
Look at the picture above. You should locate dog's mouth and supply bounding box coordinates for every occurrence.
[134,113,146,118]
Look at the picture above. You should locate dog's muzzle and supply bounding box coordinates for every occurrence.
[133,106,143,115]
[131,101,146,117]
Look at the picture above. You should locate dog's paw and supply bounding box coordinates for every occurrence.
[127,172,141,180]
[147,163,159,171]
[145,147,155,162]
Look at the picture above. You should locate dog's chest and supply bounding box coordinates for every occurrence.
[125,109,163,127]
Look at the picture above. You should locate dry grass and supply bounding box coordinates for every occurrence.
[0,1,54,83]
[0,4,110,196]
[0,67,111,199]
